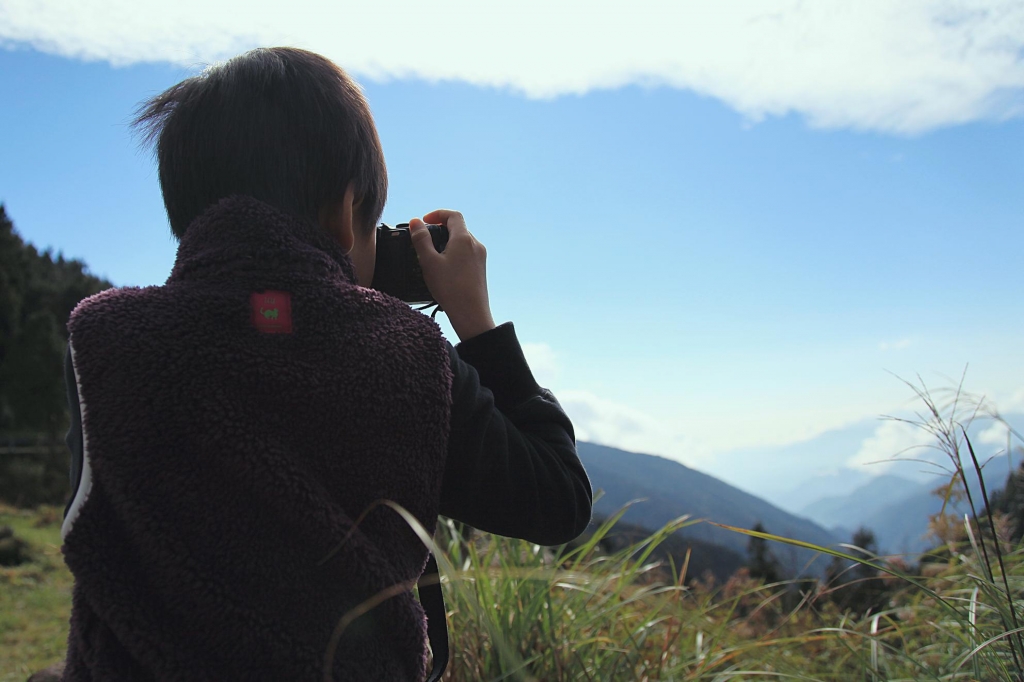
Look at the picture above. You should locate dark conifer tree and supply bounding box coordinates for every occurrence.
[0,205,112,505]
[747,522,783,584]
[990,461,1024,543]
[826,526,891,615]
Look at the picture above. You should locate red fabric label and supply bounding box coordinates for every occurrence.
[251,291,293,334]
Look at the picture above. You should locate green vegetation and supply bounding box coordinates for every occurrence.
[0,204,111,509]
[7,488,1024,681]
[0,505,71,682]
[3,375,1024,681]
[419,492,1023,680]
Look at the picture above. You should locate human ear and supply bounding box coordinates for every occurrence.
[318,183,359,253]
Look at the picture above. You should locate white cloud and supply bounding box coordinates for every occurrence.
[846,419,941,472]
[2,0,1023,134]
[979,421,1009,446]
[521,342,559,388]
[1004,389,1024,412]
[506,342,710,464]
[879,338,913,351]
[557,389,709,466]
[977,387,1024,446]
[517,344,707,466]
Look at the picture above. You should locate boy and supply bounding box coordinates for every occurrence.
[59,47,591,681]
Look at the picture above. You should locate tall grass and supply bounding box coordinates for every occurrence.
[408,375,1024,681]
[435,506,702,680]
[417,503,1024,680]
[9,495,1024,681]
[6,378,1024,681]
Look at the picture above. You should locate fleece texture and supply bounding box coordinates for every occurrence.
[61,196,453,681]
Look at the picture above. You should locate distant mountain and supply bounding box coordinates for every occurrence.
[804,453,1024,556]
[861,485,941,556]
[865,457,1020,556]
[702,419,880,510]
[578,442,841,577]
[776,468,873,514]
[799,474,920,530]
[705,414,1024,516]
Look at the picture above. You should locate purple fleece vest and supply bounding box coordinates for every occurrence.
[61,196,453,681]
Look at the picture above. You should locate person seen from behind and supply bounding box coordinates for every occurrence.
[59,46,592,681]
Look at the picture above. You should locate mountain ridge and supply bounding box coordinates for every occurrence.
[577,441,840,577]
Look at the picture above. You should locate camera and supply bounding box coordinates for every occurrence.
[371,223,449,304]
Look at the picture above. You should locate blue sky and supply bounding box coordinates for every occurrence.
[2,2,1022,499]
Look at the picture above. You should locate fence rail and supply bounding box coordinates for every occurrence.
[0,434,70,506]
[0,436,66,457]
[0,445,65,456]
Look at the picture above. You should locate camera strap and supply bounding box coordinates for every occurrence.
[417,552,449,681]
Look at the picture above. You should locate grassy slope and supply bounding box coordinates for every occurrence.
[2,503,1022,681]
[0,505,71,682]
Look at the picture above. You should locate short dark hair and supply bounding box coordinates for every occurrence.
[133,47,387,239]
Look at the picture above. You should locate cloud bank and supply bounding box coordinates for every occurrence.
[518,342,705,464]
[521,342,560,388]
[557,389,707,466]
[879,338,913,351]
[847,418,951,473]
[2,0,1023,134]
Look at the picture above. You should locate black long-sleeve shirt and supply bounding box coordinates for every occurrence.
[441,322,592,545]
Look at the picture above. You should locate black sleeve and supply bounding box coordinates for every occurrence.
[438,322,592,546]
[64,343,84,519]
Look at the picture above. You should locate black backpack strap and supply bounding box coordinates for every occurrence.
[418,553,449,682]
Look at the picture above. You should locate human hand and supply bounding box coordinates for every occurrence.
[409,209,496,342]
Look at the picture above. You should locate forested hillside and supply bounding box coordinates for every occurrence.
[0,205,111,505]
[578,442,840,576]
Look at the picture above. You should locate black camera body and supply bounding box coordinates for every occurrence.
[371,223,449,304]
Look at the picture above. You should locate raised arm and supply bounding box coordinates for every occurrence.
[439,323,592,545]
[409,209,592,545]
